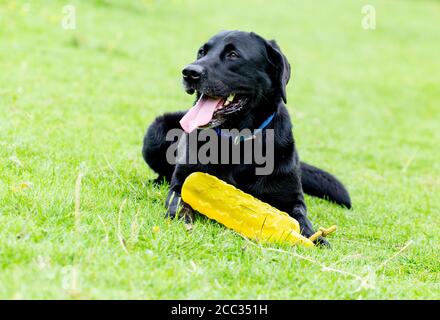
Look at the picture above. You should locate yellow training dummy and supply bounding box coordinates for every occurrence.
[181,172,336,248]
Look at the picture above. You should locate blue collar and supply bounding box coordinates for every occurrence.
[214,112,276,144]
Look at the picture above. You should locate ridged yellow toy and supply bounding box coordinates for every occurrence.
[181,172,336,248]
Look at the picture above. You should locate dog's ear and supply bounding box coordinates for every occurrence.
[265,40,291,103]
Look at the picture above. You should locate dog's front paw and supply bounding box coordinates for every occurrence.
[165,190,194,224]
[165,208,176,219]
[179,203,195,224]
[314,236,331,248]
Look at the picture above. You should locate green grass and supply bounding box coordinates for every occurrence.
[1,0,439,299]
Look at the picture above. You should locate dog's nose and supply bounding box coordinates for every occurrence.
[182,64,204,82]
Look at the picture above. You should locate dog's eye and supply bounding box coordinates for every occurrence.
[226,51,239,59]
[197,48,205,59]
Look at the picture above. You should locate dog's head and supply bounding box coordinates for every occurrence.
[179,30,291,133]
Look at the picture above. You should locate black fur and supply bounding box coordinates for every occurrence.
[142,31,351,246]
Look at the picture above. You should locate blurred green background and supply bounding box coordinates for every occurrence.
[0,0,439,299]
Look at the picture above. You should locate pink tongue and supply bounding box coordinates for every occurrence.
[179,94,223,133]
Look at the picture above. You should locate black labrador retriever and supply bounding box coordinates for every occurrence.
[142,30,351,246]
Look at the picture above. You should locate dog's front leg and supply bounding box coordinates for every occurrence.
[165,163,235,223]
[291,204,314,237]
[165,188,194,223]
[165,164,198,223]
[291,200,330,248]
[283,167,331,247]
[165,178,195,224]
